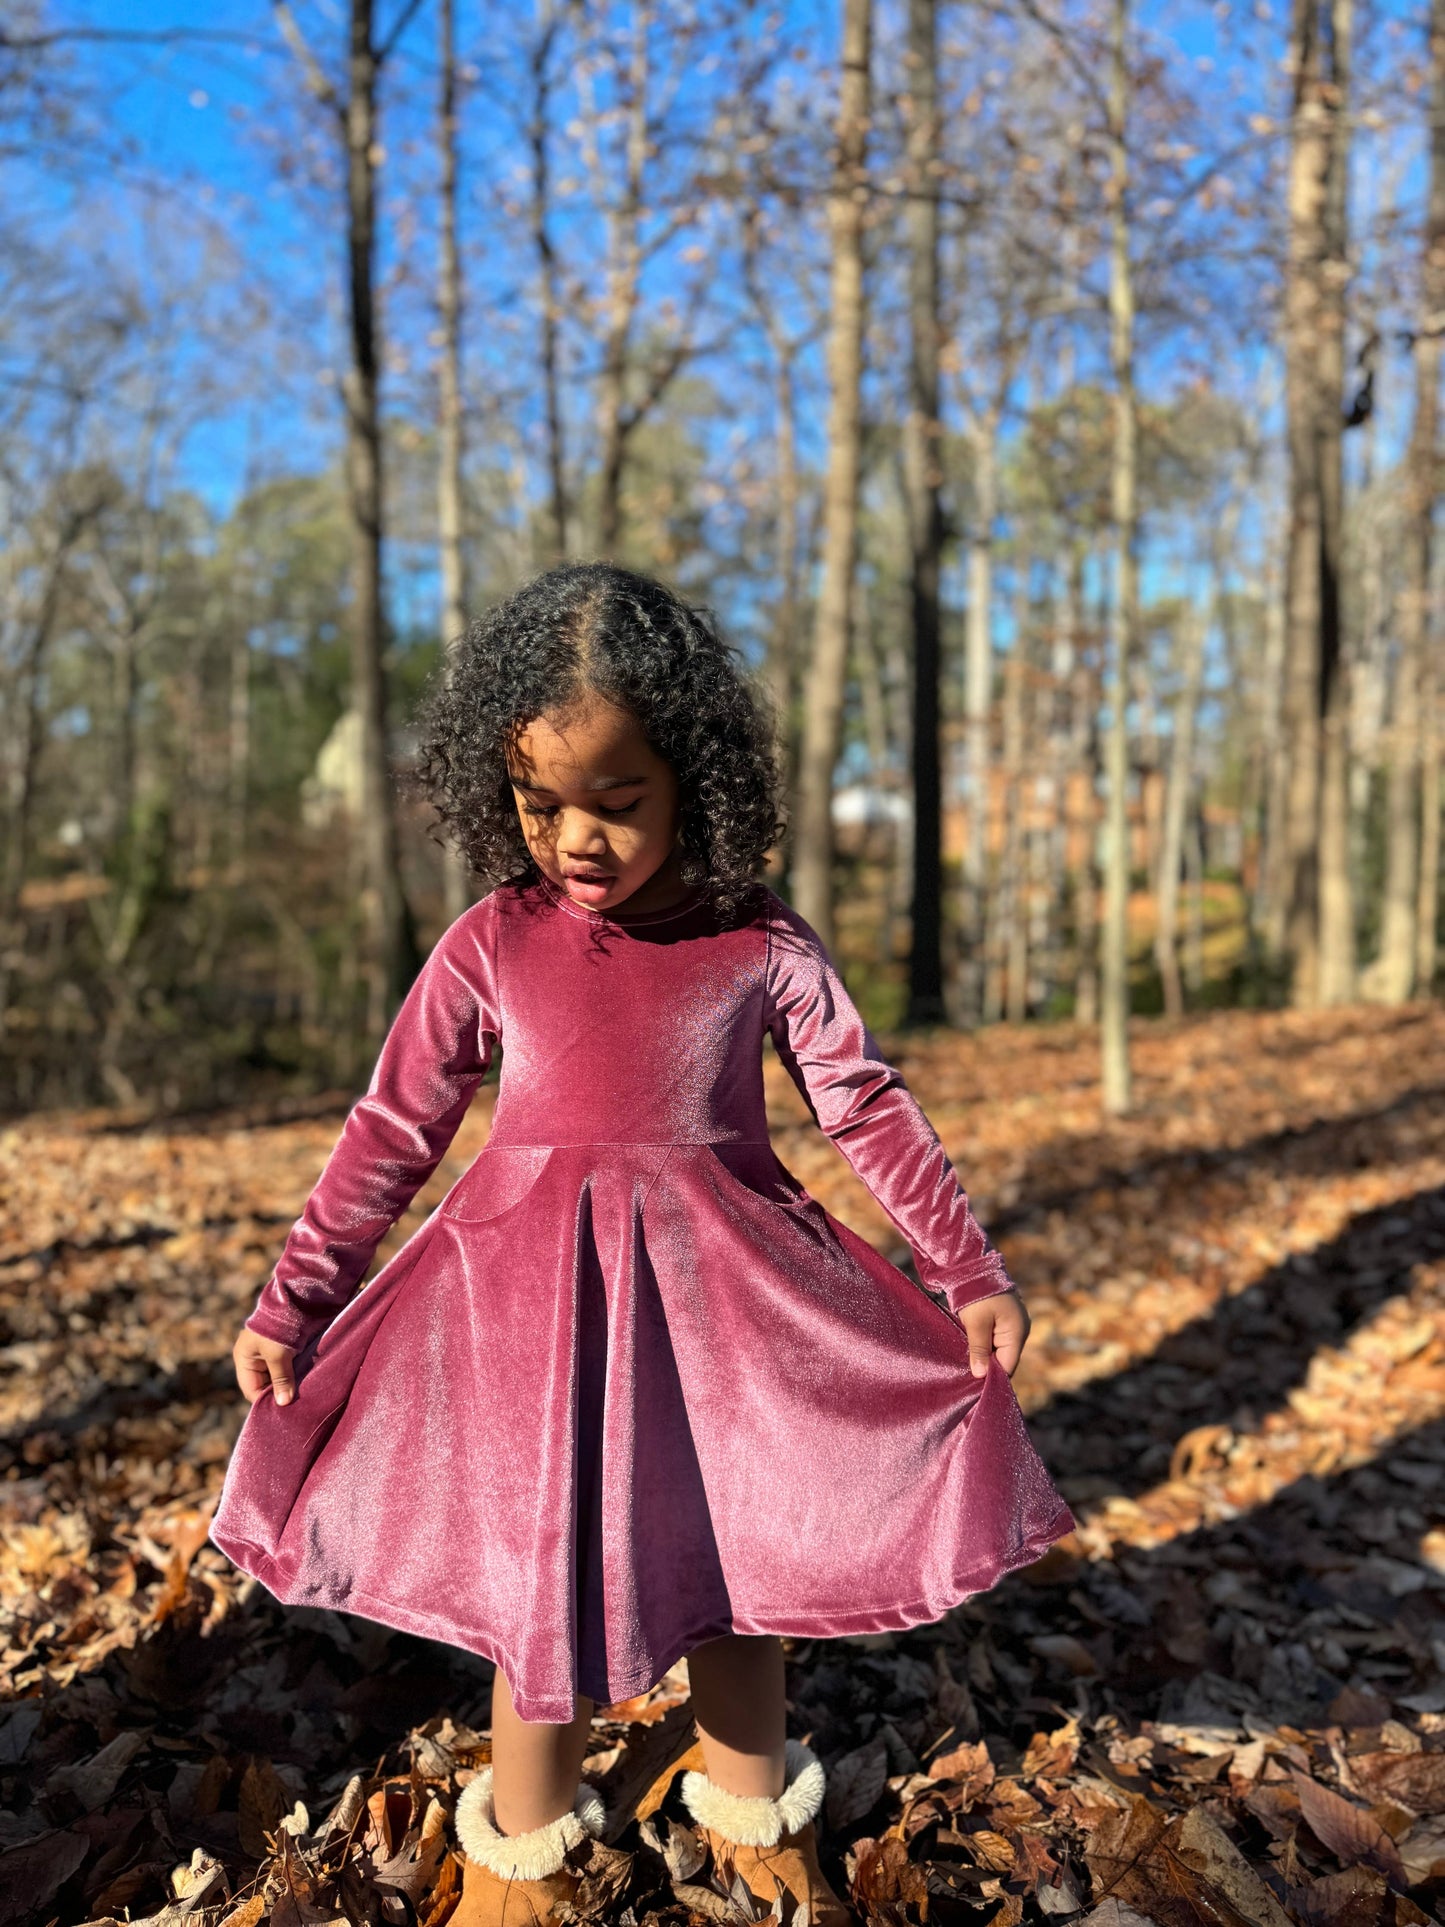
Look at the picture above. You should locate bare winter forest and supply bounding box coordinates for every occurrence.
[4,1,1445,1925]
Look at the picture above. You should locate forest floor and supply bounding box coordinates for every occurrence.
[2,1003,1444,1927]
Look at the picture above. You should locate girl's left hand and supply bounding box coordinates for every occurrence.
[958,1290,1031,1379]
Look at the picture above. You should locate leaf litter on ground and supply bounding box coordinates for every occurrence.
[1,1006,1444,1923]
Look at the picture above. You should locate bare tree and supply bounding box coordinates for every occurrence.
[793,0,872,947]
[1,489,104,926]
[1101,0,1136,1114]
[436,0,474,924]
[275,0,421,1039]
[902,0,945,1022]
[527,0,570,564]
[1371,0,1445,1002]
[741,211,823,868]
[1280,0,1353,1009]
[569,2,724,558]
[1154,596,1206,1019]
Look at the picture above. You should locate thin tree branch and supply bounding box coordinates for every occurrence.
[272,1,341,116]
[377,0,427,65]
[986,0,1110,121]
[0,26,263,50]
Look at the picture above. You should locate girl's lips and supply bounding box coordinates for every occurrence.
[563,872,616,904]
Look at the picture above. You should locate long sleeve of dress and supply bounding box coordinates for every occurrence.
[244,895,501,1352]
[762,893,1015,1317]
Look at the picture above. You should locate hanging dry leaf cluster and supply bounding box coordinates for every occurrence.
[2,1006,1444,1926]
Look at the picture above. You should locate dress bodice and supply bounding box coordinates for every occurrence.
[485,874,772,1147]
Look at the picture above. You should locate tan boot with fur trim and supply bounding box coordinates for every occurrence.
[680,1737,852,1924]
[449,1767,607,1927]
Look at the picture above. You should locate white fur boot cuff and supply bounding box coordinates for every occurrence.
[679,1737,826,1849]
[455,1768,607,1880]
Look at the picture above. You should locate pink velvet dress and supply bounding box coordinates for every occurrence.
[210,873,1074,1722]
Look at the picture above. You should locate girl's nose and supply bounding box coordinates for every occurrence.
[559,810,611,856]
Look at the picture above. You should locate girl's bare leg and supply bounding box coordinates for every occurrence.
[687,1632,787,1797]
[489,1667,596,1836]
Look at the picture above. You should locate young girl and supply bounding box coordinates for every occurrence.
[211,562,1074,1926]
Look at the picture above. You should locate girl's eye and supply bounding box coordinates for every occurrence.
[519,799,641,818]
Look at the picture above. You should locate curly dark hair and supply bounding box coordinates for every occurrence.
[407,561,788,929]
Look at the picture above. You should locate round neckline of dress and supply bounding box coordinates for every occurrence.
[536,871,710,927]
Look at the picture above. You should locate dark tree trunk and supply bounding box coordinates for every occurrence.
[1282,0,1353,1008]
[793,0,872,948]
[903,0,944,1023]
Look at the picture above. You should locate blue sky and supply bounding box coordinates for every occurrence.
[11,0,1433,670]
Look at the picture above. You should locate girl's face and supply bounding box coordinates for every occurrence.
[506,695,689,915]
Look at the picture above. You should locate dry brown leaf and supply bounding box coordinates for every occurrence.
[1172,1806,1292,1927]
[847,1833,930,1914]
[217,1902,267,1927]
[1348,1749,1445,1816]
[825,1737,889,1831]
[1079,1902,1158,1927]
[151,1504,217,1626]
[237,1755,292,1859]
[926,1735,995,1804]
[47,1729,147,1811]
[1029,1633,1100,1677]
[597,1699,700,1837]
[1022,1716,1082,1778]
[1288,1865,1433,1927]
[416,1850,462,1927]
[1290,1769,1409,1888]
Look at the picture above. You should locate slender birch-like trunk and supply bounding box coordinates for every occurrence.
[592,3,649,555]
[1379,0,1445,999]
[962,410,999,1025]
[1101,0,1137,1113]
[793,0,872,947]
[1154,601,1206,1018]
[768,344,801,810]
[1002,560,1029,1024]
[529,0,569,563]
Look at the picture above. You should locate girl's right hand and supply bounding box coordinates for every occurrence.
[233,1329,297,1406]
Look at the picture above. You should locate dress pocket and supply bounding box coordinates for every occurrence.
[701,1140,818,1213]
[440,1142,554,1223]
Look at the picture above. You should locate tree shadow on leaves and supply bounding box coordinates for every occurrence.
[1024,1180,1445,1500]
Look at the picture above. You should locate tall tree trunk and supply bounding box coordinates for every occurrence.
[1185,801,1206,993]
[278,0,421,1034]
[961,410,999,1026]
[1255,510,1290,960]
[1384,0,1445,1001]
[768,344,801,799]
[1420,647,1441,991]
[1072,549,1101,1026]
[346,0,418,1034]
[793,0,871,947]
[2,529,80,922]
[592,2,650,556]
[1154,600,1206,1018]
[1282,0,1353,1009]
[1002,560,1029,1025]
[1101,0,1136,1114]
[530,0,569,563]
[437,0,473,925]
[228,619,249,875]
[1317,2,1355,1004]
[903,0,944,1022]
